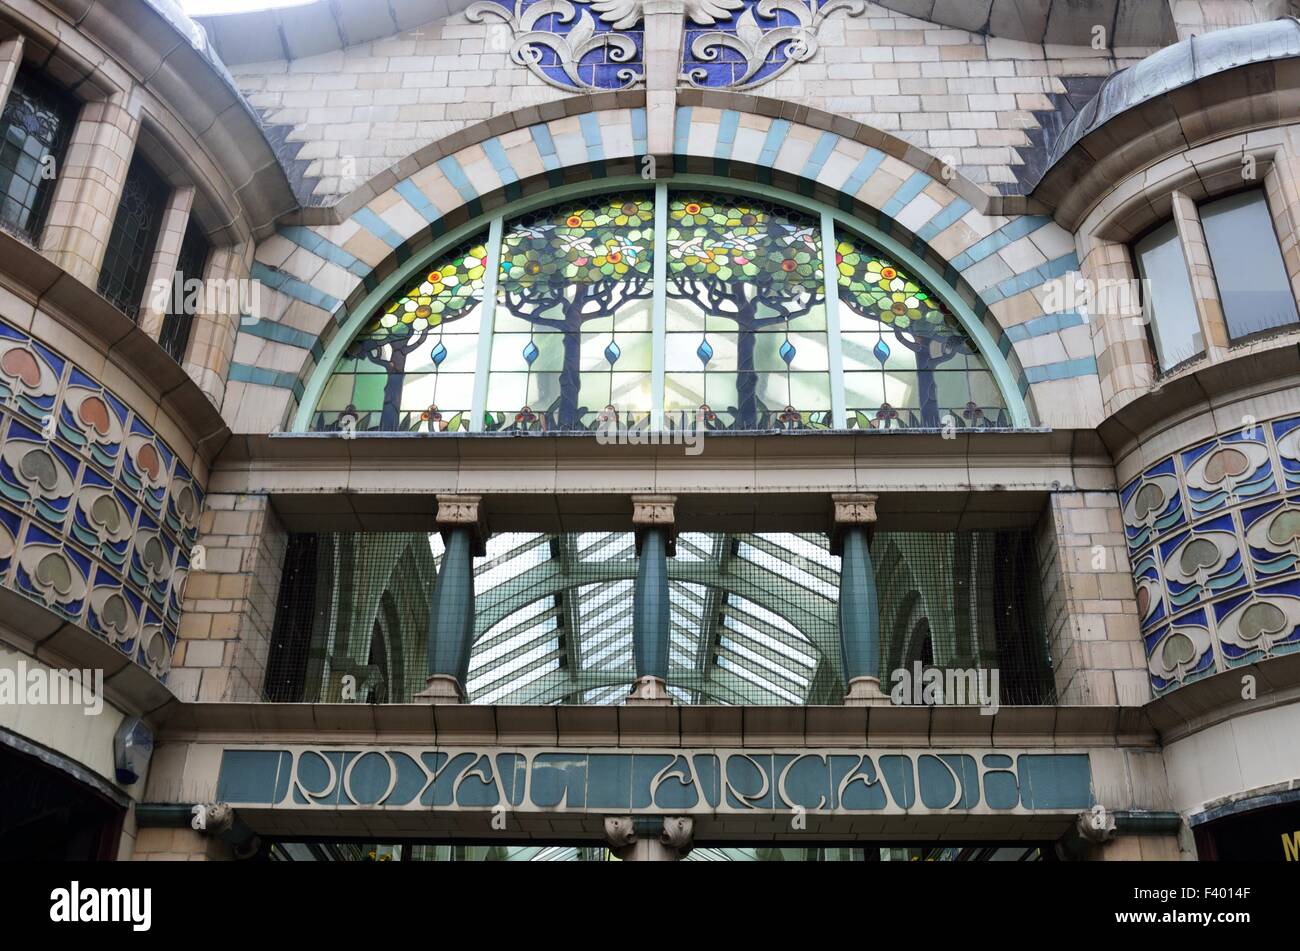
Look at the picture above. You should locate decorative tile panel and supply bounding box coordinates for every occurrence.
[1120,414,1300,696]
[0,318,204,683]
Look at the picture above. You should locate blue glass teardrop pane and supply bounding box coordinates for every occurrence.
[697,339,714,365]
[522,340,539,365]
[431,342,448,366]
[779,339,797,365]
[604,341,621,365]
[873,338,891,363]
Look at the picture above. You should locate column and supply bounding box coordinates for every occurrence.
[40,93,140,287]
[185,242,248,409]
[831,493,888,706]
[416,495,487,704]
[0,33,24,109]
[628,494,675,705]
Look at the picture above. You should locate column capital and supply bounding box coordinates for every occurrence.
[631,493,676,556]
[436,494,487,555]
[830,492,876,554]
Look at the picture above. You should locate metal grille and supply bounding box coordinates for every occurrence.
[158,218,210,362]
[97,155,169,319]
[265,841,1042,861]
[0,69,78,241]
[265,528,1053,706]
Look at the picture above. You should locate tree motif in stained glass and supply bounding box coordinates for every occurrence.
[313,239,488,432]
[835,231,1007,430]
[666,194,828,431]
[487,194,654,432]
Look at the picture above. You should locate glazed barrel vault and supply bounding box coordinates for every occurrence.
[1,0,1300,865]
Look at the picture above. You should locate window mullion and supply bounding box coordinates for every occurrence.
[821,211,847,430]
[651,180,668,431]
[469,214,505,432]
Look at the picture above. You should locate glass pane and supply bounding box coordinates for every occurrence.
[836,229,1006,428]
[487,194,655,432]
[1200,189,1300,340]
[666,193,829,430]
[158,219,210,363]
[0,69,78,241]
[312,236,488,432]
[97,156,170,320]
[1134,221,1202,371]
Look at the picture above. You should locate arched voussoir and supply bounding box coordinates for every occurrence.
[233,100,1102,434]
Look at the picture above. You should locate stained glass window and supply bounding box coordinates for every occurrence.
[0,69,78,242]
[98,155,169,320]
[485,194,655,432]
[836,230,1007,429]
[311,188,1017,433]
[312,237,488,432]
[666,195,829,431]
[158,219,210,364]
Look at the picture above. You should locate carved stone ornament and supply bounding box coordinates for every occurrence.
[466,0,644,91]
[660,816,694,854]
[604,816,638,847]
[1075,804,1117,843]
[831,492,878,525]
[631,493,676,527]
[466,0,864,92]
[682,0,867,90]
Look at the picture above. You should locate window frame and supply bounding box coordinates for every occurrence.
[295,177,1033,434]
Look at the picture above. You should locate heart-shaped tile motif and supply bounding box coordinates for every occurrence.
[0,348,40,388]
[1178,537,1222,576]
[19,448,59,492]
[1161,631,1197,669]
[1133,482,1166,520]
[1238,602,1288,642]
[1203,447,1250,484]
[35,552,72,596]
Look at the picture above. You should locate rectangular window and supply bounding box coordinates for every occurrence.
[158,219,210,363]
[1200,189,1300,340]
[0,69,78,241]
[1134,221,1202,372]
[97,155,169,320]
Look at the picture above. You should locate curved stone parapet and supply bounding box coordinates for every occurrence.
[0,317,204,682]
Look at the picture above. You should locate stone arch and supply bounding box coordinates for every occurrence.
[236,99,1098,432]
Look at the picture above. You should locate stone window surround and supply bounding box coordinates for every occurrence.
[0,20,253,406]
[1078,129,1300,413]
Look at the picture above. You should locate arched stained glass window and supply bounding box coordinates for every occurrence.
[836,232,1007,429]
[308,187,1020,433]
[312,237,488,432]
[665,195,829,430]
[485,194,655,432]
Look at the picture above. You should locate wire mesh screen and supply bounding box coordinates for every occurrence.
[265,529,1053,706]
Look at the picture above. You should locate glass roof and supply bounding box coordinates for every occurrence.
[457,531,841,706]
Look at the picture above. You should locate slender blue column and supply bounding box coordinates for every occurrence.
[633,527,670,681]
[427,526,477,686]
[838,525,880,683]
